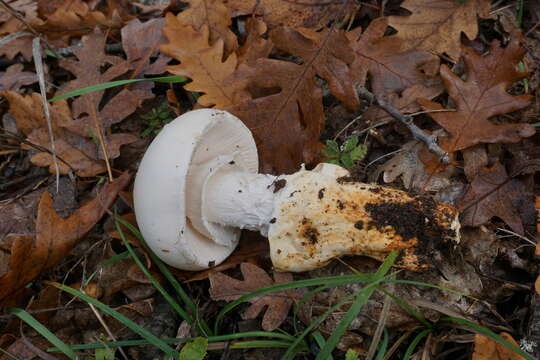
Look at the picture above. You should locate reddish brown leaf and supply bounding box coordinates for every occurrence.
[229,27,356,173]
[347,17,441,98]
[457,162,533,235]
[0,173,130,306]
[236,18,272,66]
[175,0,238,56]
[419,37,536,153]
[270,26,359,109]
[224,0,353,29]
[209,262,299,331]
[0,0,38,35]
[385,0,492,60]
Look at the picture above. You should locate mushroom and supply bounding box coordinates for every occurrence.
[134,109,460,272]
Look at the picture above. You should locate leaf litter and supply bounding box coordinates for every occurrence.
[0,0,539,359]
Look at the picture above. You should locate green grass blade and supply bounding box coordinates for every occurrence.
[7,307,78,359]
[231,340,293,349]
[48,282,177,357]
[403,329,430,360]
[374,329,389,360]
[114,216,211,336]
[49,331,295,352]
[315,251,398,360]
[311,331,334,360]
[114,217,194,327]
[441,317,533,360]
[49,75,186,102]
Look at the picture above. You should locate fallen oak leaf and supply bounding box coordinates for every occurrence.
[457,162,534,235]
[175,0,237,56]
[418,36,535,153]
[347,17,441,98]
[209,262,300,331]
[384,0,492,60]
[0,63,37,91]
[0,172,131,306]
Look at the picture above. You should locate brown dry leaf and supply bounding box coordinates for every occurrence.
[271,26,359,109]
[385,0,492,60]
[224,0,353,29]
[2,91,107,176]
[34,3,123,43]
[418,37,536,153]
[0,64,37,91]
[122,18,169,77]
[161,13,246,108]
[237,18,273,66]
[175,0,237,56]
[209,262,299,331]
[0,0,38,34]
[229,27,356,173]
[58,29,153,160]
[0,173,130,306]
[472,332,526,360]
[536,276,540,295]
[457,162,533,235]
[347,17,441,98]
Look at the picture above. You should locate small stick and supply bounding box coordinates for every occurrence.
[356,84,450,164]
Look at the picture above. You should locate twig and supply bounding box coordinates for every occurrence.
[33,37,60,192]
[0,0,60,58]
[356,84,450,164]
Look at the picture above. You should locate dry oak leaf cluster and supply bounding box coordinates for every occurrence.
[419,37,536,153]
[209,262,300,331]
[0,173,130,306]
[162,8,358,173]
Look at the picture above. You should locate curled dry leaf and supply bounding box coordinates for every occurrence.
[347,17,441,98]
[0,173,131,306]
[224,0,353,29]
[458,162,534,235]
[472,332,526,360]
[419,37,536,153]
[0,64,37,91]
[385,0,492,60]
[209,262,300,331]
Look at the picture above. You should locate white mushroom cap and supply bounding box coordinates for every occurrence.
[133,109,258,270]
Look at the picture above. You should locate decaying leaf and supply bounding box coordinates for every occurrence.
[0,173,130,306]
[472,332,526,360]
[175,0,238,56]
[161,13,246,108]
[347,17,441,98]
[209,262,299,331]
[458,162,533,235]
[419,37,536,153]
[224,0,353,29]
[385,0,492,60]
[0,0,38,34]
[1,91,107,176]
[374,138,457,192]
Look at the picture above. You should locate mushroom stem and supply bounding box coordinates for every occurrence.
[203,168,278,236]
